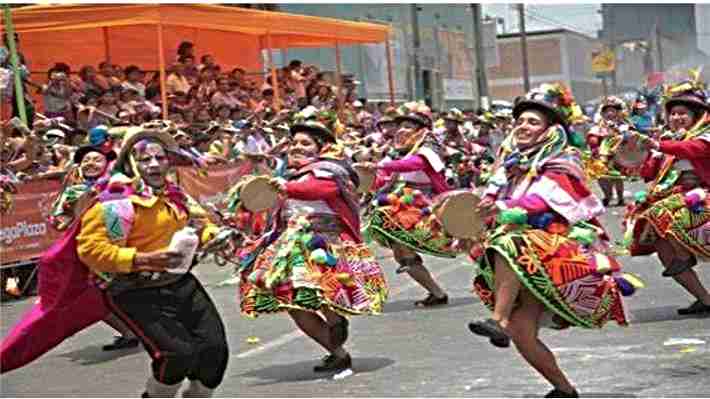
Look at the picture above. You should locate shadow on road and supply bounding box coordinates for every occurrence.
[55,344,142,366]
[629,305,710,324]
[383,296,477,314]
[522,393,637,398]
[237,356,395,385]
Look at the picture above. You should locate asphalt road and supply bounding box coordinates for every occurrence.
[1,182,709,397]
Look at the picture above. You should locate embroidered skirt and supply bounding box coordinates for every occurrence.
[471,223,633,329]
[238,215,388,317]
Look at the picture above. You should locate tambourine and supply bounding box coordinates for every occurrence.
[239,175,279,212]
[612,133,650,176]
[433,190,485,239]
[354,164,376,194]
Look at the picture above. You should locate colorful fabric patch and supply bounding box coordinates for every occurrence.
[102,199,135,242]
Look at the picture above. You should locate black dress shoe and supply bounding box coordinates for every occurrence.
[414,294,448,307]
[313,353,352,373]
[468,318,511,348]
[602,197,611,207]
[330,316,349,347]
[102,336,140,351]
[616,199,625,207]
[677,300,710,315]
[544,388,579,398]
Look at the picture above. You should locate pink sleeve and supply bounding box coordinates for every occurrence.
[504,194,551,215]
[659,139,710,160]
[285,176,339,201]
[378,155,427,173]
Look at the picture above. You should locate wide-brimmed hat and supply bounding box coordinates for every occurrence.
[663,81,709,115]
[290,106,339,143]
[394,101,433,128]
[73,145,117,165]
[443,108,465,123]
[513,83,582,128]
[599,96,627,113]
[114,126,180,176]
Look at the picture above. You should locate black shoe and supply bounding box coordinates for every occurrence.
[602,197,611,207]
[677,300,710,316]
[141,392,150,398]
[102,336,140,351]
[468,318,511,348]
[395,264,411,274]
[616,199,625,207]
[330,316,350,347]
[313,353,352,373]
[414,294,448,307]
[544,388,579,398]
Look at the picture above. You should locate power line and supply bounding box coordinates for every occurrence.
[524,8,598,36]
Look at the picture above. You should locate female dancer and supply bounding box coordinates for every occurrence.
[362,102,455,306]
[49,145,140,351]
[76,129,228,397]
[625,76,710,315]
[467,84,639,397]
[232,109,387,373]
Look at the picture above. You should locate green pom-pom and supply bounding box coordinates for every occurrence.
[568,226,597,246]
[568,131,586,149]
[401,194,414,205]
[634,191,647,204]
[497,207,528,225]
[310,248,328,264]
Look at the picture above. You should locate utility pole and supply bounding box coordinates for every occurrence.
[655,17,664,73]
[516,3,531,93]
[410,4,422,100]
[472,4,489,108]
[604,4,618,94]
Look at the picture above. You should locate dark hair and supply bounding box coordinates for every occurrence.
[178,55,195,63]
[200,54,213,63]
[231,67,246,75]
[177,41,194,56]
[124,65,141,76]
[288,60,303,69]
[53,62,71,74]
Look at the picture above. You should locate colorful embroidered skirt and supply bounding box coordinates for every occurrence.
[625,190,710,260]
[364,184,459,258]
[471,225,632,329]
[238,216,388,317]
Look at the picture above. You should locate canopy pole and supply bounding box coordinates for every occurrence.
[335,41,344,119]
[3,5,27,125]
[385,38,395,106]
[157,23,168,120]
[102,27,111,63]
[265,32,281,111]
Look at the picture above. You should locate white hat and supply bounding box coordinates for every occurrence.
[45,129,65,139]
[353,101,364,108]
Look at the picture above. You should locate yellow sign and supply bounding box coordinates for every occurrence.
[592,49,615,73]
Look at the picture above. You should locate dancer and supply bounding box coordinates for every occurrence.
[467,84,639,397]
[232,108,387,373]
[625,75,710,315]
[362,101,456,307]
[49,144,140,351]
[75,129,228,397]
[585,96,636,206]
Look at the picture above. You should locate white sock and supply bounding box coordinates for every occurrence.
[145,376,182,398]
[181,380,214,398]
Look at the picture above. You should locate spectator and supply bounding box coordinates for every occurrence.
[211,77,242,109]
[179,54,199,80]
[195,66,217,104]
[121,65,146,98]
[78,65,109,96]
[198,54,216,72]
[165,63,191,95]
[41,68,74,120]
[177,41,195,61]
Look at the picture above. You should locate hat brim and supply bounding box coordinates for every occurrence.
[73,146,117,164]
[513,100,566,127]
[394,114,430,129]
[290,123,336,143]
[114,129,181,175]
[664,96,709,114]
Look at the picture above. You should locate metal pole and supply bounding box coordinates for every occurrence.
[265,32,281,111]
[3,5,27,125]
[334,41,344,118]
[517,3,531,93]
[157,23,168,120]
[472,4,489,108]
[102,27,112,64]
[385,38,396,106]
[410,4,422,100]
[604,5,618,94]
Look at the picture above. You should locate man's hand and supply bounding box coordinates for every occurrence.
[133,250,184,272]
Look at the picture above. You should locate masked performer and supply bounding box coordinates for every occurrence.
[234,109,387,374]
[363,102,457,307]
[467,84,640,398]
[625,76,710,315]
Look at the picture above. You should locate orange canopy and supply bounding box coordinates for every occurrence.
[1,4,391,73]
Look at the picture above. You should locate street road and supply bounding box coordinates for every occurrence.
[1,183,709,397]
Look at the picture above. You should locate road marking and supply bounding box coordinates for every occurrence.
[235,261,468,359]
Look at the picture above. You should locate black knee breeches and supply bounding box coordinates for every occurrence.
[105,273,229,389]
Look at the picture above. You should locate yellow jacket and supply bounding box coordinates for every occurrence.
[77,194,217,274]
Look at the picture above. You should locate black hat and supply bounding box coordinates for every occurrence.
[73,145,117,165]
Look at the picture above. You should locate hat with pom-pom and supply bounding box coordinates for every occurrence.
[513,83,583,128]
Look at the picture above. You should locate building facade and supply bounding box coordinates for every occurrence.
[488,29,603,104]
